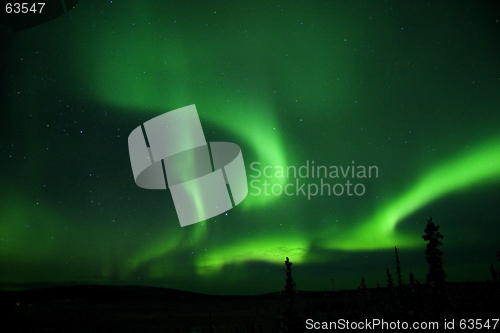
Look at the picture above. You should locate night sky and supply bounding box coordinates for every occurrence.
[1,0,500,295]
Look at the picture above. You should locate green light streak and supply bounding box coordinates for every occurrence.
[202,98,290,208]
[129,228,184,270]
[0,188,63,261]
[83,24,292,209]
[195,234,308,276]
[322,137,500,250]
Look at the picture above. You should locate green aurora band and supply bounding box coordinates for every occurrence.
[2,0,499,293]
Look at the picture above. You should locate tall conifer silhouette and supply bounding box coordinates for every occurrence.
[422,216,446,288]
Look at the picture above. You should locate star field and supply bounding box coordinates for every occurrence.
[1,0,500,295]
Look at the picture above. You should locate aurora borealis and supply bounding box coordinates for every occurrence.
[1,0,500,295]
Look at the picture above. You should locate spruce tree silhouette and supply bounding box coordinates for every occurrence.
[422,216,448,318]
[359,276,367,289]
[284,257,296,303]
[422,216,446,288]
[394,246,403,287]
[490,263,498,284]
[386,268,394,289]
[279,257,302,333]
